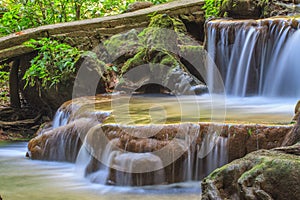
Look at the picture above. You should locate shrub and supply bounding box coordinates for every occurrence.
[0,0,171,36]
[23,38,82,89]
[203,0,223,19]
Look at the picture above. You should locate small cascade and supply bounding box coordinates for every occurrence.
[27,94,295,187]
[72,123,229,186]
[197,136,228,179]
[207,18,300,97]
[52,109,70,128]
[28,118,98,162]
[113,153,165,186]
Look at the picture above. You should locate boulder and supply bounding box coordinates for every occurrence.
[116,14,208,95]
[202,142,300,200]
[220,0,300,19]
[220,0,266,19]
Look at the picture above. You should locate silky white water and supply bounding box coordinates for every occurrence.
[207,19,300,97]
[0,142,201,200]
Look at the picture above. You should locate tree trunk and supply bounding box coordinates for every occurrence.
[9,59,21,108]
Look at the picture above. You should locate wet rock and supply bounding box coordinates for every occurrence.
[27,118,98,162]
[202,142,300,200]
[126,1,154,12]
[227,124,291,162]
[26,96,293,186]
[81,123,213,186]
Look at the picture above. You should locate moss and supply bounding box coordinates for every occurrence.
[139,14,190,51]
[121,47,181,75]
[104,29,140,57]
[238,160,267,181]
[121,48,147,74]
[117,13,204,94]
[148,14,187,33]
[160,53,178,66]
[179,45,204,56]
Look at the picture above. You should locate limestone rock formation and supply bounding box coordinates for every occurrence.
[27,118,98,162]
[26,95,293,186]
[201,142,300,200]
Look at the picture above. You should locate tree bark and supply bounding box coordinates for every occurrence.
[9,59,21,108]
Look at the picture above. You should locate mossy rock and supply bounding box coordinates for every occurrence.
[138,14,196,53]
[103,29,141,64]
[220,0,268,19]
[107,14,207,95]
[118,47,205,95]
[202,142,300,200]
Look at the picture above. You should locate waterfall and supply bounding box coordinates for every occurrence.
[263,30,300,97]
[52,109,70,128]
[207,18,300,97]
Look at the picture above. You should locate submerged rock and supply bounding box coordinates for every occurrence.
[201,142,300,200]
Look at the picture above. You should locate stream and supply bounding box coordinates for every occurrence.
[0,95,297,199]
[0,142,201,200]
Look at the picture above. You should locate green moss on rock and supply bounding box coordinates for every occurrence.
[202,143,300,200]
[121,48,147,74]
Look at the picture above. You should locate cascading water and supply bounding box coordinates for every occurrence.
[27,96,230,186]
[263,29,300,96]
[52,109,70,128]
[74,123,228,186]
[207,18,300,97]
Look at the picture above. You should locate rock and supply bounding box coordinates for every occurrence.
[116,14,208,95]
[202,142,300,200]
[227,125,291,162]
[27,118,98,162]
[126,1,154,12]
[282,100,300,146]
[293,100,300,122]
[27,95,293,186]
[102,29,140,64]
[220,0,266,19]
[220,0,300,19]
[81,123,202,186]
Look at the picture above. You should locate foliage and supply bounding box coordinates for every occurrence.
[203,0,223,19]
[0,0,170,37]
[0,64,9,105]
[23,38,82,89]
